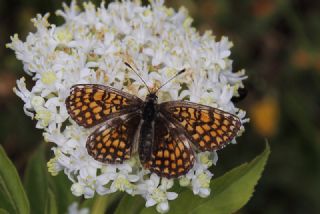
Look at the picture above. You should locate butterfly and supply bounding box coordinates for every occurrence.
[65,63,241,178]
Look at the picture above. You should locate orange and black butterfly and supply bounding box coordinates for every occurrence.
[65,63,241,178]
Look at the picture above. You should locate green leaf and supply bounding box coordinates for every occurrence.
[91,193,123,214]
[0,146,30,214]
[48,173,77,214]
[0,208,10,214]
[45,189,58,214]
[23,145,48,214]
[114,195,145,214]
[141,143,270,214]
[79,197,96,210]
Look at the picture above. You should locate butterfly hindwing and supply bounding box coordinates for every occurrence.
[143,115,195,178]
[66,84,143,128]
[160,101,241,151]
[86,113,141,163]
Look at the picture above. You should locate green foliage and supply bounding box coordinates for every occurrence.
[182,143,270,214]
[24,144,48,214]
[139,143,270,214]
[46,189,58,214]
[48,172,77,213]
[0,146,30,214]
[91,193,123,214]
[23,145,79,214]
[109,142,270,214]
[0,209,10,214]
[114,195,145,214]
[0,142,270,214]
[0,145,79,214]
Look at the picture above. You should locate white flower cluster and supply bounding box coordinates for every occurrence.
[8,0,247,213]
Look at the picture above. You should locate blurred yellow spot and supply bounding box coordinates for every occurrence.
[291,49,312,70]
[250,96,279,137]
[313,53,320,72]
[252,0,276,18]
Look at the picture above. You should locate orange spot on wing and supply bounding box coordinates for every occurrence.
[200,113,210,122]
[87,118,93,125]
[202,124,211,131]
[214,113,221,120]
[119,141,126,149]
[93,92,103,101]
[93,106,102,113]
[164,150,169,158]
[85,112,91,118]
[103,109,111,115]
[199,141,205,147]
[89,102,98,108]
[85,88,93,93]
[204,135,210,142]
[210,131,217,137]
[196,126,204,134]
[193,133,200,140]
[113,99,121,105]
[157,150,163,158]
[112,139,120,147]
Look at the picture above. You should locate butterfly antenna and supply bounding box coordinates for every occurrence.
[155,69,186,93]
[124,62,151,93]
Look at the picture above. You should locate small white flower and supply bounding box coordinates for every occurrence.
[71,183,85,197]
[141,174,178,213]
[192,171,212,198]
[68,202,90,214]
[41,71,57,85]
[67,202,89,214]
[109,173,139,194]
[34,107,52,127]
[47,149,64,176]
[8,0,247,213]
[31,96,45,109]
[179,176,190,187]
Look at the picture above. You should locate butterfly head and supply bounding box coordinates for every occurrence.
[146,92,158,103]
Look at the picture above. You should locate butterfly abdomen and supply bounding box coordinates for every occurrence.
[139,120,154,164]
[139,95,158,164]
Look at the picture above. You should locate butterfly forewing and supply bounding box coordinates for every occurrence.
[86,113,141,163]
[160,101,241,151]
[144,115,195,178]
[66,84,143,128]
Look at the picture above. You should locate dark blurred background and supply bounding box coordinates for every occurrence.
[1,0,320,213]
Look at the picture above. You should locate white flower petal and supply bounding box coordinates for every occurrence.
[146,198,157,207]
[166,192,178,200]
[156,201,169,213]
